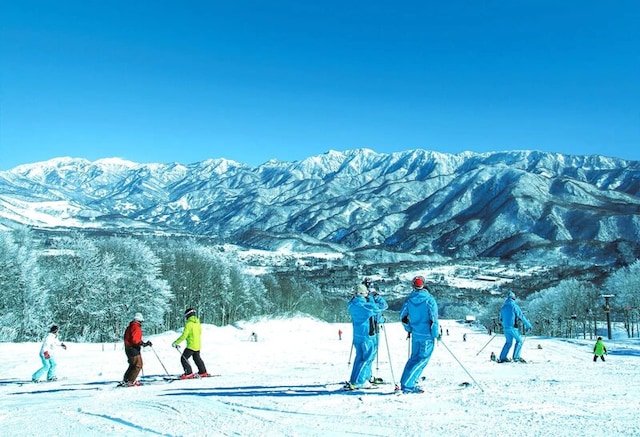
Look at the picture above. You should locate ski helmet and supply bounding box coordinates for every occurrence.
[50,325,59,333]
[185,308,196,318]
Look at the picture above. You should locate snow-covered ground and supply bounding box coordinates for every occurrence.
[1,316,638,437]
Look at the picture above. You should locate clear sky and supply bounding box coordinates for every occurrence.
[1,1,639,171]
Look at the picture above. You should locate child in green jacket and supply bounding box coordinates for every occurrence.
[593,337,607,362]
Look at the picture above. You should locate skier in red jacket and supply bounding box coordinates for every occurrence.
[119,312,152,387]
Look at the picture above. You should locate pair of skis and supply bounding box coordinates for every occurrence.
[162,373,220,381]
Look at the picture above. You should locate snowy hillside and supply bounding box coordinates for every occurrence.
[1,316,638,436]
[1,149,639,265]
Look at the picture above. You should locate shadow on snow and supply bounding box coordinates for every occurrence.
[161,383,393,398]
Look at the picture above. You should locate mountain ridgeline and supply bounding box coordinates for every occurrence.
[1,148,639,266]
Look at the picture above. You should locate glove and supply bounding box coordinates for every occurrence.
[44,351,50,359]
[61,343,67,350]
[143,341,152,347]
[401,315,409,325]
[172,343,179,348]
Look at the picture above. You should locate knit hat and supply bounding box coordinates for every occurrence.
[508,291,516,300]
[353,284,368,297]
[412,276,425,289]
[133,312,144,322]
[50,325,59,333]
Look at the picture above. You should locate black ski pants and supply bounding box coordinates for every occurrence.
[180,348,207,374]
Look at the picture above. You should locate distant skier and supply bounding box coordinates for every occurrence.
[338,329,343,340]
[345,284,382,390]
[498,291,532,363]
[593,337,607,362]
[32,325,67,383]
[399,276,439,394]
[172,308,209,379]
[120,312,152,387]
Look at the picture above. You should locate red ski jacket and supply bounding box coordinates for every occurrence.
[124,321,143,347]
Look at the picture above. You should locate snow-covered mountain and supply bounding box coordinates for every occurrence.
[1,149,639,265]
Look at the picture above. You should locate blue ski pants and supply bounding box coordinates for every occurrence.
[400,338,435,390]
[32,352,57,381]
[500,327,524,360]
[349,337,376,386]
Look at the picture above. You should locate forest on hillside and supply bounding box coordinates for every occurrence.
[1,228,639,342]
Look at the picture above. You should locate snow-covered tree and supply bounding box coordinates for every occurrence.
[40,234,172,341]
[158,240,268,328]
[96,237,173,336]
[526,279,599,338]
[604,260,640,337]
[0,229,49,341]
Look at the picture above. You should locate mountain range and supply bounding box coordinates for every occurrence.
[1,148,639,267]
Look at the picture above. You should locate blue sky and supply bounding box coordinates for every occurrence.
[1,1,639,170]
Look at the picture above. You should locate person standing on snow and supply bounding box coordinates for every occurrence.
[399,276,439,394]
[120,312,152,387]
[172,308,209,379]
[345,284,382,390]
[498,291,532,363]
[32,325,67,382]
[365,280,388,384]
[593,336,607,362]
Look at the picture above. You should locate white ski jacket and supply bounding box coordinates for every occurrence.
[39,333,63,357]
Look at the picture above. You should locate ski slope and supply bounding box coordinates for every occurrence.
[1,316,638,436]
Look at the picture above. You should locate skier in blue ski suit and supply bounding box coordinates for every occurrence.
[347,284,383,388]
[499,291,532,363]
[399,276,439,393]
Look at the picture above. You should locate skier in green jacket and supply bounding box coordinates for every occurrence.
[593,337,607,362]
[172,308,209,378]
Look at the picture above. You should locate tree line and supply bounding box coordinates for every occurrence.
[475,262,640,339]
[0,229,343,342]
[1,228,638,342]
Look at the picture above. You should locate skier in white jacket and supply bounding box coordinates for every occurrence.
[32,325,67,382]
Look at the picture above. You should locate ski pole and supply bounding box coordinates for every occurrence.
[475,334,497,356]
[348,343,354,366]
[150,346,170,376]
[381,325,398,390]
[375,332,380,373]
[174,344,192,370]
[440,340,484,393]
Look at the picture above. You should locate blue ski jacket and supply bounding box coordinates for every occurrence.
[399,290,439,341]
[348,296,382,343]
[500,297,532,331]
[370,293,388,322]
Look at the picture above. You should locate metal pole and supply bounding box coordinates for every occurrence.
[150,346,170,375]
[381,325,398,390]
[440,340,484,392]
[602,295,615,340]
[475,334,497,356]
[375,333,380,373]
